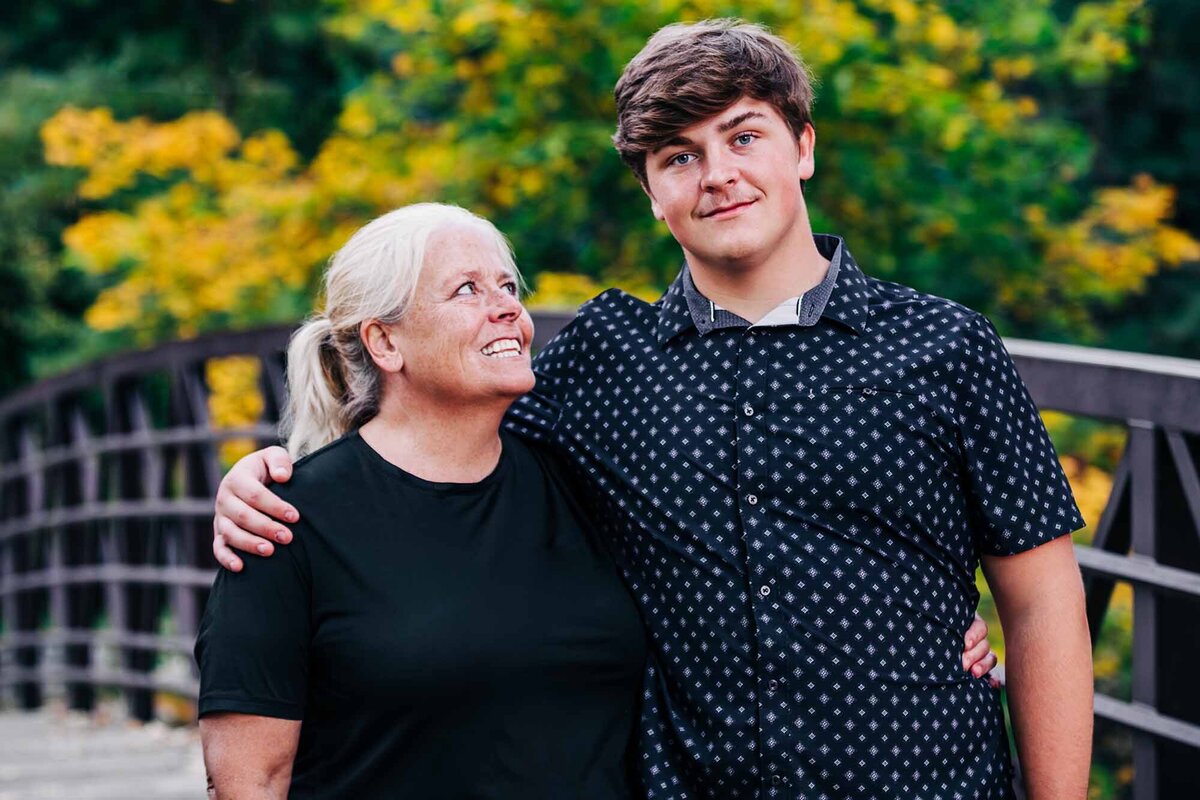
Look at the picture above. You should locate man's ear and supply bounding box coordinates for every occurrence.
[361,319,404,373]
[796,122,816,183]
[641,181,665,221]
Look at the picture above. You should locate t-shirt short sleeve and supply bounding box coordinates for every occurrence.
[194,529,313,719]
[954,313,1085,556]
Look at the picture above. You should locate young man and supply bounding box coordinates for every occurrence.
[212,20,1092,799]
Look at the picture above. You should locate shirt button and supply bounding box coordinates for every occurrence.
[747,494,758,505]
[768,679,779,692]
[771,774,783,786]
[759,585,771,597]
[743,404,754,417]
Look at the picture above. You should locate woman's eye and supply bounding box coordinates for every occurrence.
[502,282,519,295]
[454,282,476,296]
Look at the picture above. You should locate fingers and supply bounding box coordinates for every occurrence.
[975,652,1000,681]
[960,633,988,671]
[215,452,298,525]
[962,613,993,673]
[233,474,298,526]
[963,612,988,649]
[962,634,991,673]
[211,447,298,572]
[263,445,294,484]
[218,492,292,547]
[213,518,243,573]
[215,512,276,561]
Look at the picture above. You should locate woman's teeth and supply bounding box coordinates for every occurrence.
[481,339,521,358]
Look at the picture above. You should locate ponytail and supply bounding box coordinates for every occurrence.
[281,317,344,459]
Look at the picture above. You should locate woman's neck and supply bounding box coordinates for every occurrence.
[359,397,509,483]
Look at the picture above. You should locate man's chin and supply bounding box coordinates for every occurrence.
[691,243,768,272]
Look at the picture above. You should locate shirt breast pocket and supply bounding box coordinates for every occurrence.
[775,385,959,515]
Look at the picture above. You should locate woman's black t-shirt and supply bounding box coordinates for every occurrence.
[195,431,647,799]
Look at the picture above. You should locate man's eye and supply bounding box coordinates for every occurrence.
[669,153,694,167]
[734,132,756,146]
[454,282,476,296]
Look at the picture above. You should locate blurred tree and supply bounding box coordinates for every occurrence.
[38,0,1196,351]
[0,0,353,388]
[1066,0,1200,358]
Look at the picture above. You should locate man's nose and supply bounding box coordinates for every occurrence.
[700,149,738,190]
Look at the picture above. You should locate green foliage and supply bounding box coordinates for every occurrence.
[30,0,1197,352]
[0,0,350,383]
[1081,0,1200,358]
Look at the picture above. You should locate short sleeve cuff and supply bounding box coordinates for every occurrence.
[199,692,305,721]
[979,506,1085,557]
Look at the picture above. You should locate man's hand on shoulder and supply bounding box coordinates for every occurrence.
[212,446,299,572]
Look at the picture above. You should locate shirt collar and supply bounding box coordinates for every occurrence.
[655,234,873,345]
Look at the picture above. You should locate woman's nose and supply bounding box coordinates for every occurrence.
[489,288,523,320]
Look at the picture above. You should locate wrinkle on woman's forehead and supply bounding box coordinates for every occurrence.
[425,226,510,269]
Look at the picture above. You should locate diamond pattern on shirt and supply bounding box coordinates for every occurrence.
[506,235,1083,799]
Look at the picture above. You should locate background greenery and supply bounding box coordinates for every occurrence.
[3,1,1197,797]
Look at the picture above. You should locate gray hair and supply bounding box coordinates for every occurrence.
[281,203,518,459]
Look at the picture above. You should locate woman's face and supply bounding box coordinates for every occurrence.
[392,224,535,405]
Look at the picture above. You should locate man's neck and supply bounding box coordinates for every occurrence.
[688,236,830,324]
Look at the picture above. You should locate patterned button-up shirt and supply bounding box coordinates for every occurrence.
[506,234,1083,800]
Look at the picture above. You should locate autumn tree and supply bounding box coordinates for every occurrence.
[0,0,347,387]
[41,0,1196,350]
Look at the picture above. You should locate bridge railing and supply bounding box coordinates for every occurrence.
[0,326,293,719]
[1006,339,1200,799]
[0,318,1196,797]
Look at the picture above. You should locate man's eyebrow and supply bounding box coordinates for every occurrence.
[717,111,766,134]
[651,135,693,154]
[650,112,769,153]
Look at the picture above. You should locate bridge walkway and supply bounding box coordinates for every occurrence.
[0,703,204,799]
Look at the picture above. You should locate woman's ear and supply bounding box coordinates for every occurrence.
[360,319,404,373]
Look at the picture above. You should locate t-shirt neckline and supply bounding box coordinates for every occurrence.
[350,429,512,494]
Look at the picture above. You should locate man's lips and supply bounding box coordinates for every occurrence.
[701,199,757,218]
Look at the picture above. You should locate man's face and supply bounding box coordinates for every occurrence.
[642,97,815,276]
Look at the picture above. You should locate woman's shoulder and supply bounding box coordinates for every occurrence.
[274,433,368,505]
[500,430,592,509]
[499,429,561,476]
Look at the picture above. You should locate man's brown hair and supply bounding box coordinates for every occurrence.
[613,19,815,185]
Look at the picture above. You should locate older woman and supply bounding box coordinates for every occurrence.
[194,204,647,798]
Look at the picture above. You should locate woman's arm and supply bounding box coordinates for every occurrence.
[200,713,301,799]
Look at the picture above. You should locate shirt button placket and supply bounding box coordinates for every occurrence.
[735,331,790,795]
